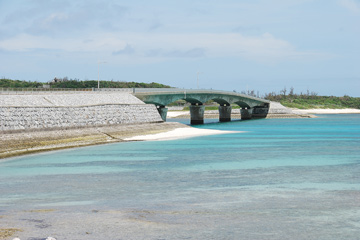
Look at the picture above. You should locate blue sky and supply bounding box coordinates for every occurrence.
[0,0,359,96]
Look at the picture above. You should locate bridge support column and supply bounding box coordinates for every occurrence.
[190,104,205,125]
[218,105,232,122]
[240,108,253,120]
[252,106,269,119]
[157,105,168,121]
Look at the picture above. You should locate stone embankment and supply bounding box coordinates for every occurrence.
[0,92,163,132]
[264,101,314,118]
[0,92,173,159]
[1,105,162,132]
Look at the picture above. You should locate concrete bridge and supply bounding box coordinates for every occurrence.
[133,89,270,124]
[0,87,272,126]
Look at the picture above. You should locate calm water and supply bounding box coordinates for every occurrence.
[0,114,360,240]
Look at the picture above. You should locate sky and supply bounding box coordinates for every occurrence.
[0,0,359,96]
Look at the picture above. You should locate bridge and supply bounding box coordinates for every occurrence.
[0,87,271,125]
[133,89,270,124]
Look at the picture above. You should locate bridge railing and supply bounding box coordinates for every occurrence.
[0,87,193,94]
[0,87,174,94]
[0,87,96,94]
[94,88,179,93]
[0,88,137,94]
[132,88,232,94]
[132,88,269,101]
[0,87,268,101]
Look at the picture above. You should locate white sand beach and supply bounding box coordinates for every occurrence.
[293,108,360,114]
[167,111,189,118]
[124,127,240,141]
[0,122,240,159]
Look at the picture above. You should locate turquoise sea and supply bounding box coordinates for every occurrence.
[0,114,360,240]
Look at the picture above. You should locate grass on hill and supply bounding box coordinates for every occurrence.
[0,78,43,88]
[0,78,171,89]
[265,93,360,109]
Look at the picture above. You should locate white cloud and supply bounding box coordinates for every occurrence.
[338,0,360,14]
[127,32,327,62]
[0,33,127,52]
[113,44,136,55]
[0,31,328,63]
[161,48,206,58]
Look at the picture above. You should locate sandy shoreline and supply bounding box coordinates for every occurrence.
[124,127,240,141]
[0,122,238,160]
[292,108,360,114]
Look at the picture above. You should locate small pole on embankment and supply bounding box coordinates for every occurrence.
[97,61,107,89]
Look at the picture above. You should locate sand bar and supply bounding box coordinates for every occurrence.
[124,127,240,141]
[0,122,239,159]
[167,111,189,118]
[293,108,360,114]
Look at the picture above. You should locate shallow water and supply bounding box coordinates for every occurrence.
[1,114,360,239]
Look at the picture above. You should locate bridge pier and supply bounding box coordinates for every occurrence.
[190,104,205,125]
[252,106,269,118]
[218,104,232,122]
[240,108,253,120]
[157,105,168,121]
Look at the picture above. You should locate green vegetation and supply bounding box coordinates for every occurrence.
[0,77,171,89]
[265,88,360,109]
[0,78,43,88]
[50,79,171,88]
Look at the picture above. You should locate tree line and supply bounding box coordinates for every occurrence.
[263,87,360,109]
[0,78,44,88]
[0,78,171,89]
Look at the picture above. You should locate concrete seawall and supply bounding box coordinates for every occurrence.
[0,92,173,158]
[0,92,163,132]
[0,92,144,106]
[1,104,162,132]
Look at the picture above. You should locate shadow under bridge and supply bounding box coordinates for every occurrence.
[134,89,270,124]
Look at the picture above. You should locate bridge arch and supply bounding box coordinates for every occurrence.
[134,89,270,124]
[210,98,231,106]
